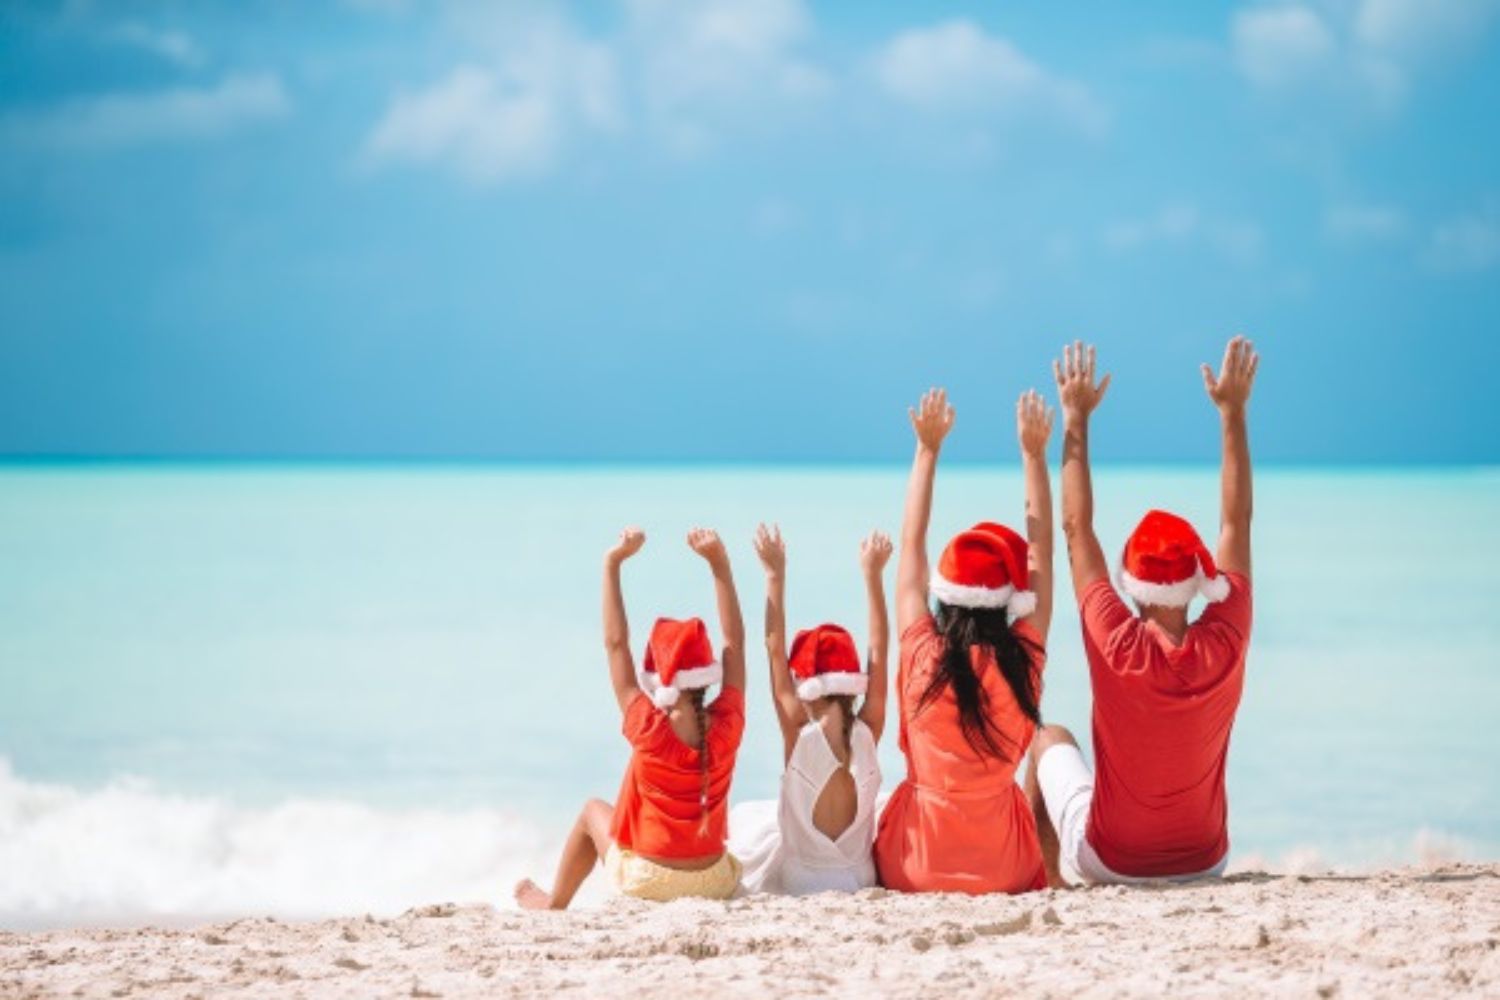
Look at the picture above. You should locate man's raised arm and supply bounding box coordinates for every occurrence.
[1053,341,1113,600]
[1202,335,1259,577]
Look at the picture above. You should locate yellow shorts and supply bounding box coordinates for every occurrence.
[603,844,742,902]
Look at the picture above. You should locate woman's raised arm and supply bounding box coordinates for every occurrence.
[896,388,955,633]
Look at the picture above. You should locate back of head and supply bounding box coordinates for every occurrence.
[641,616,721,708]
[922,522,1043,761]
[789,623,866,768]
[1118,510,1229,611]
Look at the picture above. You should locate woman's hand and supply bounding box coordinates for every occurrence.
[1016,388,1054,458]
[1053,341,1111,424]
[753,523,786,579]
[859,530,893,578]
[687,526,730,570]
[1202,335,1259,416]
[606,526,646,565]
[909,387,956,452]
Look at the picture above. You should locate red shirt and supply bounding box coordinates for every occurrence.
[874,614,1048,895]
[609,685,745,860]
[1080,572,1251,877]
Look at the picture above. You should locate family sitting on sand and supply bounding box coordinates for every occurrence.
[514,336,1259,909]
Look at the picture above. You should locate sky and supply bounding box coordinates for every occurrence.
[1,0,1497,464]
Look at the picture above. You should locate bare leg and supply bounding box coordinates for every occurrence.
[515,798,615,911]
[1026,724,1079,889]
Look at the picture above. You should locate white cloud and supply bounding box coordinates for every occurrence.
[363,1,821,180]
[872,20,1104,133]
[1425,203,1500,273]
[1102,204,1263,263]
[1231,1,1500,109]
[361,18,621,184]
[2,74,289,148]
[625,0,829,153]
[110,23,205,68]
[1102,204,1201,251]
[1232,5,1334,88]
[1323,203,1404,243]
[1354,0,1500,58]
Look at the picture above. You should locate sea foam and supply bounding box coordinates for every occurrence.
[0,758,571,930]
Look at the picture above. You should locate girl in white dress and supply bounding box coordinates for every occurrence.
[729,525,891,895]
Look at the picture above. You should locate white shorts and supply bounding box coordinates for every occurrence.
[1035,742,1228,886]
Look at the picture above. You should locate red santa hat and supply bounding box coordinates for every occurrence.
[788,623,866,701]
[929,521,1036,619]
[639,617,721,709]
[1117,509,1230,608]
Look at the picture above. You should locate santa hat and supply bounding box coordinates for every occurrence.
[788,624,867,701]
[1117,509,1230,608]
[929,521,1037,619]
[639,617,721,709]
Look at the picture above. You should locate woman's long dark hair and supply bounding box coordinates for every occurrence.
[917,603,1042,762]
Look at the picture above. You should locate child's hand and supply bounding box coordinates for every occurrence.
[753,523,786,578]
[1016,388,1054,458]
[687,527,729,569]
[859,530,893,577]
[909,387,956,452]
[1202,334,1259,416]
[1053,340,1111,423]
[606,526,646,565]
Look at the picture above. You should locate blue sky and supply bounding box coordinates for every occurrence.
[1,0,1497,463]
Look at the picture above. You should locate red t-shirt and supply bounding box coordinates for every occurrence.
[609,685,745,860]
[1080,572,1251,877]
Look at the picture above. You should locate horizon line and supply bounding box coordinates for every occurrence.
[0,456,1495,473]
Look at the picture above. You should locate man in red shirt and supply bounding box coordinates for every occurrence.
[1026,337,1259,885]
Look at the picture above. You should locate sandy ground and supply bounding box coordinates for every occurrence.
[2,863,1496,999]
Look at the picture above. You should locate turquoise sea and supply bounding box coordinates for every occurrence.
[0,465,1495,928]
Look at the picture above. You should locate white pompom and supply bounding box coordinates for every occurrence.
[1008,590,1038,620]
[652,686,680,708]
[1200,574,1230,603]
[796,677,825,701]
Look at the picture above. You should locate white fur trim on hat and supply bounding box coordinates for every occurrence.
[929,574,1037,618]
[1117,567,1229,608]
[1200,573,1230,603]
[795,671,869,701]
[639,661,723,709]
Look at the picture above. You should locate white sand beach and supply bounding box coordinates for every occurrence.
[3,863,1495,998]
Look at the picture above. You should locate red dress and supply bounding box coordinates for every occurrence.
[875,615,1047,894]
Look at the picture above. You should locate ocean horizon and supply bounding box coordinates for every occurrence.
[2,462,1496,929]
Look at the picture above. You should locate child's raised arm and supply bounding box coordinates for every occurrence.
[1202,335,1258,578]
[857,530,893,741]
[687,527,746,693]
[602,527,647,714]
[1054,342,1112,600]
[753,523,804,754]
[897,388,955,633]
[1016,389,1056,641]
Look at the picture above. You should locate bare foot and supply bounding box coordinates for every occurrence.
[513,878,553,911]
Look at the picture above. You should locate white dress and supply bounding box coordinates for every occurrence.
[729,718,882,895]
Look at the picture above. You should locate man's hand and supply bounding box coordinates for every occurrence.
[687,527,730,570]
[909,387,956,452]
[753,522,786,578]
[1053,341,1111,424]
[859,530,893,578]
[1016,388,1054,458]
[606,526,646,565]
[1202,335,1259,416]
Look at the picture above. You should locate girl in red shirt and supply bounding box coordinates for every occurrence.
[514,526,747,908]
